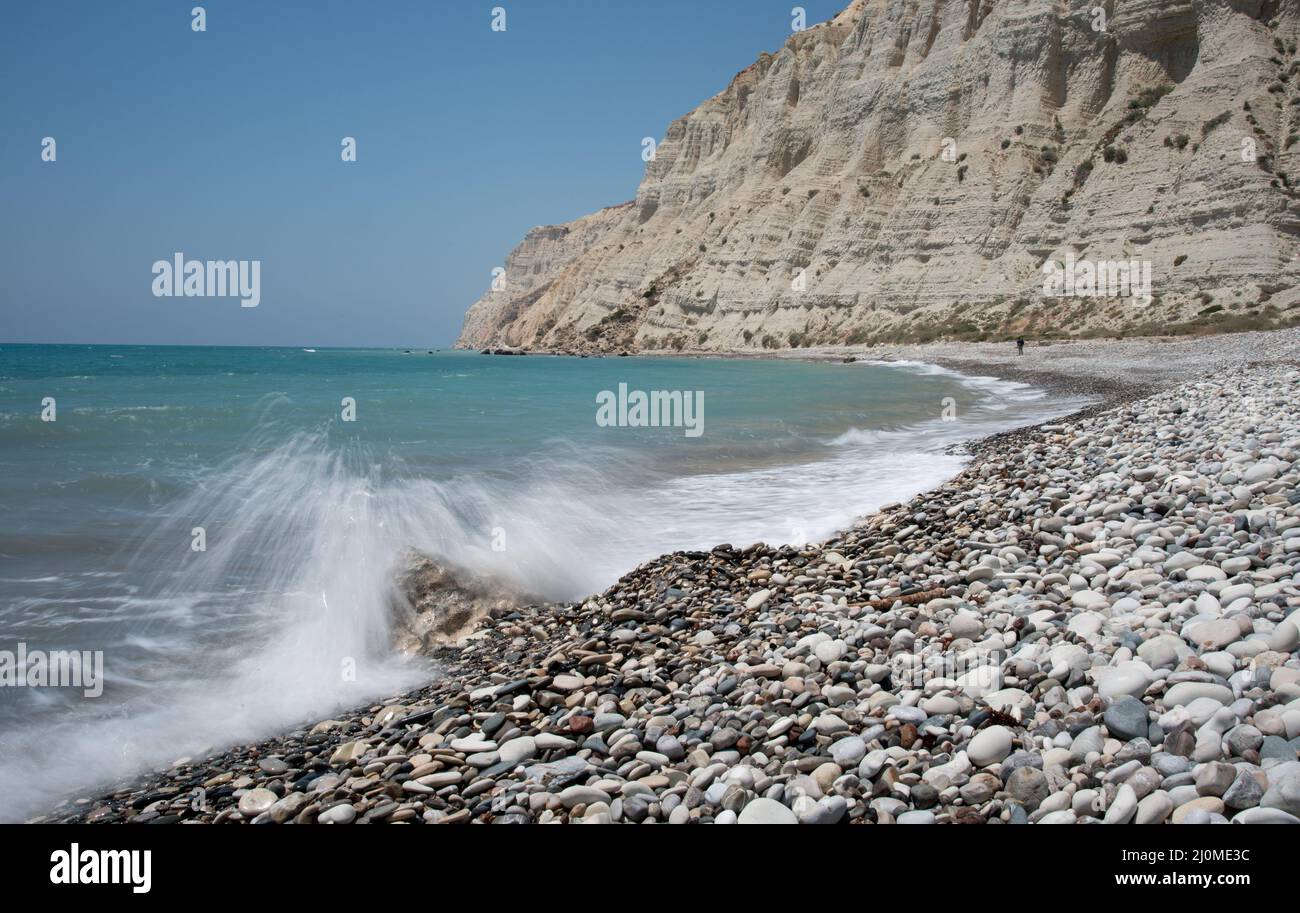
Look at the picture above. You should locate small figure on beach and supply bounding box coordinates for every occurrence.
[1016,336,1025,356]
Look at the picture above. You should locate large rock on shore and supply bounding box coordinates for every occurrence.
[389,553,527,653]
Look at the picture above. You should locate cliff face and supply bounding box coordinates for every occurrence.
[458,0,1300,352]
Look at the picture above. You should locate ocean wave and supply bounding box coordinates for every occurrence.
[859,358,1049,403]
[70,405,187,414]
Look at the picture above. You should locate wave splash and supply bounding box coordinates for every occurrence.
[0,368,1079,820]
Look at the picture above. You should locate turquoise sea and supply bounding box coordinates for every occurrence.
[0,344,1080,819]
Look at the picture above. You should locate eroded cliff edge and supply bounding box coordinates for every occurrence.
[458,0,1300,353]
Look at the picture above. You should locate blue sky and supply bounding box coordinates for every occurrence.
[0,0,845,347]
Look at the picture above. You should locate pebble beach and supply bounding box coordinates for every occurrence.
[35,329,1300,825]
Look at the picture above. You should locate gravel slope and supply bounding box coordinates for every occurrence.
[789,327,1300,401]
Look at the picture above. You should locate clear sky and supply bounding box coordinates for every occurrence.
[0,0,845,347]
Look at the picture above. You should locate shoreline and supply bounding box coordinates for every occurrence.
[480,326,1300,402]
[31,329,1300,824]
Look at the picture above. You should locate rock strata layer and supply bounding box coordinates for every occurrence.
[458,0,1300,353]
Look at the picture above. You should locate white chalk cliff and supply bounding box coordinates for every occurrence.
[458,0,1300,352]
